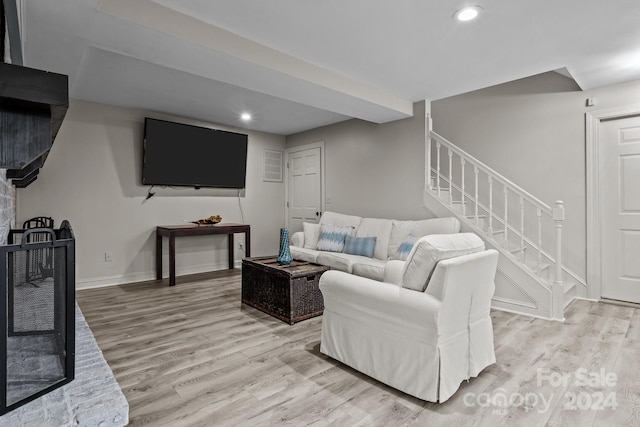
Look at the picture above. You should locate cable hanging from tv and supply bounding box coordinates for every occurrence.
[146,185,156,200]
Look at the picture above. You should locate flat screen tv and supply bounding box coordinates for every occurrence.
[142,118,248,189]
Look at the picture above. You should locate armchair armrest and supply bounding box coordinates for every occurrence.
[319,270,440,331]
[291,231,304,247]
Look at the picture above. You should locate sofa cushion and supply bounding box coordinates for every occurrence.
[316,224,354,252]
[355,218,393,260]
[343,236,377,258]
[389,217,461,260]
[303,222,321,249]
[320,211,363,229]
[316,252,367,273]
[352,258,388,281]
[290,246,320,263]
[401,233,484,292]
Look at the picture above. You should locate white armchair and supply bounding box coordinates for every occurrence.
[319,233,499,403]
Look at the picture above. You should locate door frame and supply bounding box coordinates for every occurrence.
[284,141,326,229]
[586,103,640,300]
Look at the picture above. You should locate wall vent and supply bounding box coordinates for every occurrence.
[263,150,283,182]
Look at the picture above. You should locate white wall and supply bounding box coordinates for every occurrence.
[17,99,286,288]
[286,101,432,220]
[432,73,640,281]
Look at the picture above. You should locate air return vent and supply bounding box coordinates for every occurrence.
[263,149,283,182]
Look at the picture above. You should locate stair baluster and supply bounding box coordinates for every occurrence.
[436,141,441,198]
[552,201,566,320]
[474,166,479,227]
[461,158,466,216]
[537,207,543,270]
[448,149,453,206]
[519,196,525,259]
[488,175,494,235]
[503,185,508,247]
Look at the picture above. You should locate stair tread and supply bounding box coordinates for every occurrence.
[524,260,550,272]
[509,246,527,254]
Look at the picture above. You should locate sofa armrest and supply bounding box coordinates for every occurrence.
[291,231,304,247]
[319,270,440,329]
[383,260,405,285]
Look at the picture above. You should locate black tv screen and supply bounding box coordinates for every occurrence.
[142,118,248,188]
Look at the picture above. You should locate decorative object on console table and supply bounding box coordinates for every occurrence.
[277,227,292,265]
[192,215,222,225]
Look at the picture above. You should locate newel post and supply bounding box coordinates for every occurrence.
[425,113,433,190]
[552,200,565,320]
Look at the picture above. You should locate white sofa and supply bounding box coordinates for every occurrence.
[290,211,461,281]
[319,233,499,403]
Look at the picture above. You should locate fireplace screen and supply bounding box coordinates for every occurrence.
[1,220,75,415]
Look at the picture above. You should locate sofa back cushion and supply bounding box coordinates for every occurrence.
[355,218,393,260]
[319,211,363,229]
[401,233,484,292]
[389,217,461,260]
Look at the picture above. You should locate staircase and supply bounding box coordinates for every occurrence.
[423,117,584,320]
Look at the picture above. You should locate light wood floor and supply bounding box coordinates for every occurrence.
[76,270,640,427]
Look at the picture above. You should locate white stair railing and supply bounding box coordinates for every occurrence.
[426,129,567,319]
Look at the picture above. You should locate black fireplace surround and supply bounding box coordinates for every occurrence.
[0,219,75,415]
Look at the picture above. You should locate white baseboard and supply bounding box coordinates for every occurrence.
[76,260,242,290]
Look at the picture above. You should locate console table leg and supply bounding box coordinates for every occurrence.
[156,234,162,280]
[245,230,251,257]
[169,235,176,286]
[228,234,234,269]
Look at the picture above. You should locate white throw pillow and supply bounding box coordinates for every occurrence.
[401,233,485,292]
[303,222,321,249]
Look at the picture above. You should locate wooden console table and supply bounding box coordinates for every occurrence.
[156,223,250,286]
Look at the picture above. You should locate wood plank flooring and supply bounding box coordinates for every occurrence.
[76,270,640,427]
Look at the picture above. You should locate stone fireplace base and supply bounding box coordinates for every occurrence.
[0,304,128,426]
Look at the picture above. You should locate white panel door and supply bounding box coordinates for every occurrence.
[600,115,640,303]
[287,146,322,233]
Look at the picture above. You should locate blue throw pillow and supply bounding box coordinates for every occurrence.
[395,235,419,261]
[315,224,354,252]
[343,236,377,258]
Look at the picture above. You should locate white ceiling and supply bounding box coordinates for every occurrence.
[20,0,640,135]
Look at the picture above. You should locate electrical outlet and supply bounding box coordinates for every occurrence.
[104,251,113,262]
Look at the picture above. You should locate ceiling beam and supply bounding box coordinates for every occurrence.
[96,0,413,123]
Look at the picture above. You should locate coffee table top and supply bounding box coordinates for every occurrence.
[243,256,329,278]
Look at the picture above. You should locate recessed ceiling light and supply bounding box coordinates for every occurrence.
[240,112,252,121]
[454,6,482,22]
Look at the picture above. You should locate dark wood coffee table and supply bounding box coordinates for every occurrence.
[241,256,330,324]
